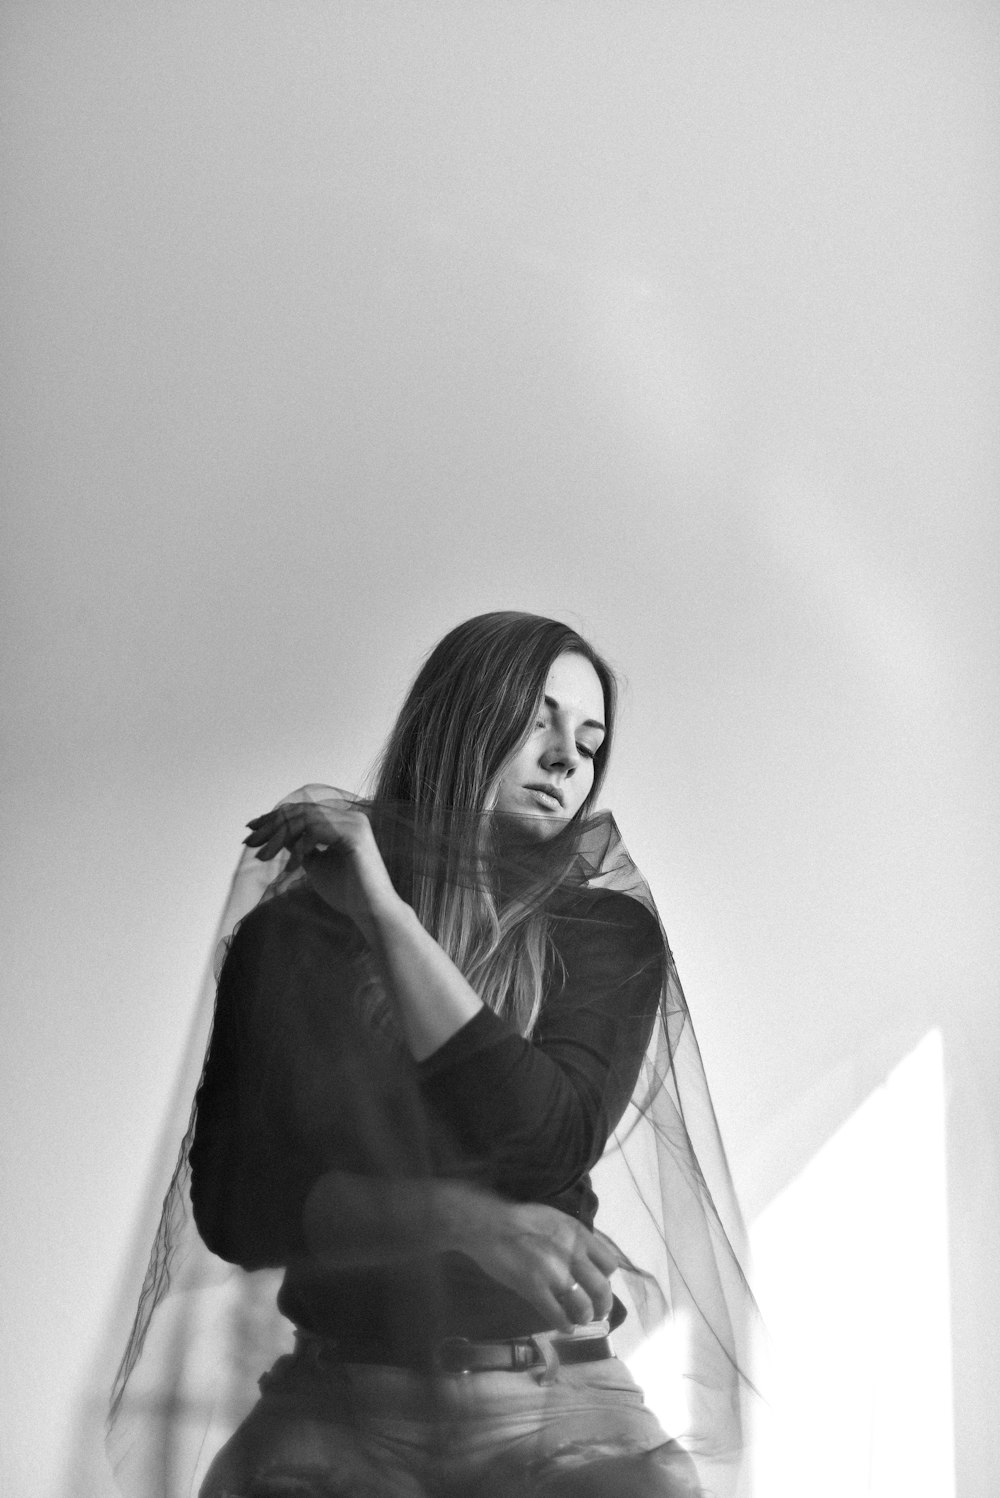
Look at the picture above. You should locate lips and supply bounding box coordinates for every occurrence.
[525,784,565,809]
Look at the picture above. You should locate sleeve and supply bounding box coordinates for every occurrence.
[416,892,664,1200]
[188,901,316,1268]
[189,895,404,1269]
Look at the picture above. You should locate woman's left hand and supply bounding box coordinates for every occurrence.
[243,801,399,941]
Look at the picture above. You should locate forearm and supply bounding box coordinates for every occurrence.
[282,807,484,1063]
[301,1171,481,1264]
[301,1170,614,1330]
[367,895,484,1062]
[419,897,664,1189]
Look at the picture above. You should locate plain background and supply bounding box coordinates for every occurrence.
[2,3,997,1494]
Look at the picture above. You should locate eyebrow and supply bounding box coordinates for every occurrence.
[543,695,606,734]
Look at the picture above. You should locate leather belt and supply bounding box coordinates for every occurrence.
[297,1330,614,1376]
[434,1334,614,1375]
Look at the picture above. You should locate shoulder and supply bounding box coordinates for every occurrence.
[551,884,660,934]
[548,887,664,972]
[234,882,357,942]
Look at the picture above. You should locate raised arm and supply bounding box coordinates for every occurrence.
[244,801,485,1060]
[243,803,664,1200]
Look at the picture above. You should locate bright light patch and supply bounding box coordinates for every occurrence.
[749,1030,954,1498]
[626,1309,692,1437]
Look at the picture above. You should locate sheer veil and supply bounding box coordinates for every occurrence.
[83,787,758,1498]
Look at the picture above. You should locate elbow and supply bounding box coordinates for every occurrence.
[190,1149,288,1270]
[494,1108,606,1200]
[190,1172,241,1264]
[192,1188,288,1270]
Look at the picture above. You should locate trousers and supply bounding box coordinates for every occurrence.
[199,1337,703,1498]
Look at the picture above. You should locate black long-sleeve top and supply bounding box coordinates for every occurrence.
[189,881,663,1348]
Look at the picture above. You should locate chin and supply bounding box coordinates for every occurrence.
[521,816,565,842]
[494,809,565,844]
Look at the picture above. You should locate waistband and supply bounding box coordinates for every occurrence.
[294,1327,615,1377]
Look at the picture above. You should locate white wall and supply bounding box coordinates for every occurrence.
[2,4,996,1495]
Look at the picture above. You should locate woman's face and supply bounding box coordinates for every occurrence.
[493,652,607,835]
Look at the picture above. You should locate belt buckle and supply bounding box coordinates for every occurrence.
[434,1336,473,1376]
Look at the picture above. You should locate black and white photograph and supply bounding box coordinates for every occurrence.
[2,5,996,1496]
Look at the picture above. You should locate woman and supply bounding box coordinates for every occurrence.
[109,613,755,1498]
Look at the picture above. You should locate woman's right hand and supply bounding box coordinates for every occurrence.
[302,1175,618,1332]
[439,1186,619,1333]
[244,800,400,942]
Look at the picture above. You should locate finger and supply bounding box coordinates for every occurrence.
[256,819,295,858]
[255,823,303,861]
[270,808,314,852]
[246,834,285,856]
[243,811,294,848]
[554,1277,596,1328]
[582,1229,623,1277]
[528,1285,577,1335]
[551,1222,619,1283]
[569,1260,613,1321]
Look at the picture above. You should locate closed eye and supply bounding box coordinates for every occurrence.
[534,717,599,760]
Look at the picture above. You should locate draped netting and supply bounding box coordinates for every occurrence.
[99,787,759,1497]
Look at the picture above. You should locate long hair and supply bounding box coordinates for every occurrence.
[369,612,618,1035]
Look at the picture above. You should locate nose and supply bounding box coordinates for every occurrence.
[541,726,581,774]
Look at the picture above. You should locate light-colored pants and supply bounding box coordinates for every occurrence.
[199,1339,703,1497]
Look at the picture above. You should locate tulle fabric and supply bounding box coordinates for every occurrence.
[98,788,758,1497]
